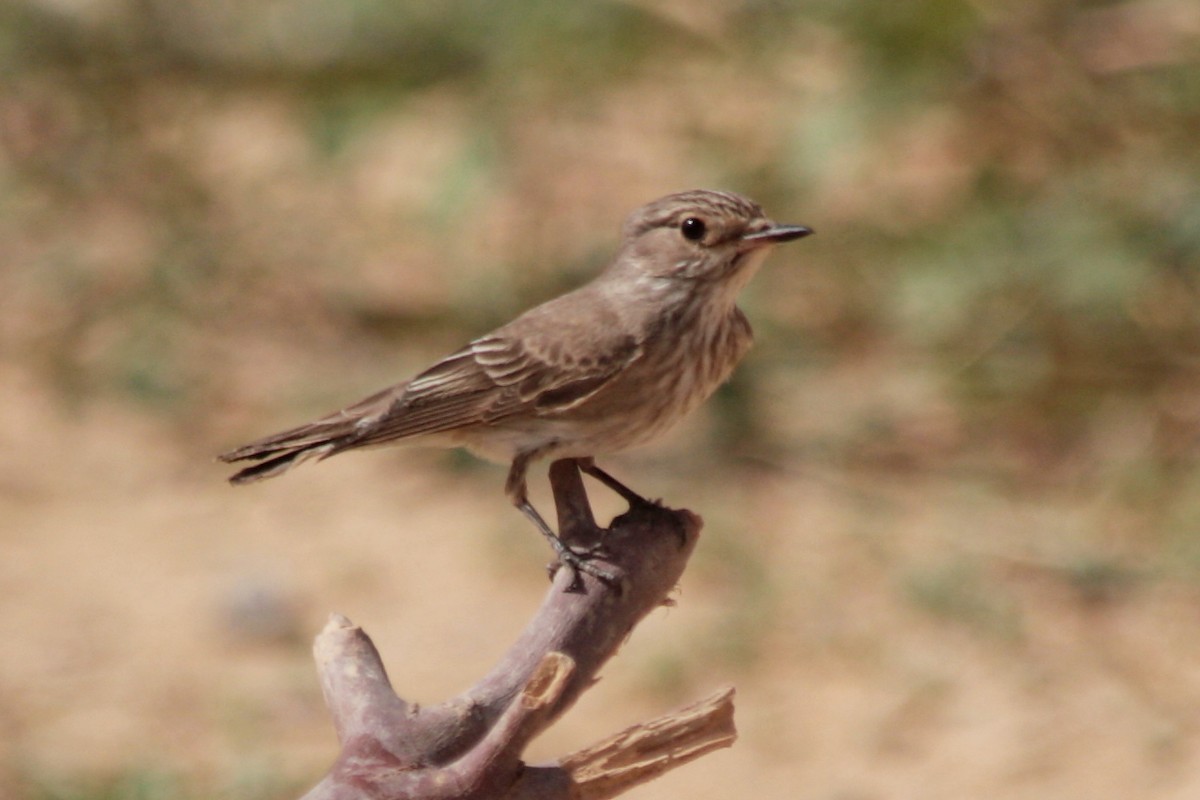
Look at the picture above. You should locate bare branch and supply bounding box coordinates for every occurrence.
[505,687,737,800]
[557,686,737,800]
[296,458,733,799]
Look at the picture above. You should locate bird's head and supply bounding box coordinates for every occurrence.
[611,189,812,296]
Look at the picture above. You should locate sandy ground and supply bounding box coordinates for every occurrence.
[4,360,1200,800]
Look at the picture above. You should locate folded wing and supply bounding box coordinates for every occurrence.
[219,306,643,484]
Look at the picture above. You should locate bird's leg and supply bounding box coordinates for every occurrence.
[577,457,655,508]
[505,454,616,590]
[578,458,687,546]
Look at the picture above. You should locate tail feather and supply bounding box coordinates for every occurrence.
[226,442,337,485]
[219,383,409,483]
[220,415,359,484]
[219,421,349,463]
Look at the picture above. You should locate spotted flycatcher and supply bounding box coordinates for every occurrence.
[221,189,812,578]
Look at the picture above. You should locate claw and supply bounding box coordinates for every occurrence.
[547,544,619,593]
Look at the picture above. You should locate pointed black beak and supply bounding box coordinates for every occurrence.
[741,224,814,247]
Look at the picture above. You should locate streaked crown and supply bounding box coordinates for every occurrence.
[621,190,765,241]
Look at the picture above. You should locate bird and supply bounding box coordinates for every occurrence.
[220,189,812,581]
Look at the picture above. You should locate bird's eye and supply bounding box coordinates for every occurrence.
[680,217,707,242]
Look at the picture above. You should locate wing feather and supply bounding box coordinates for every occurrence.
[351,327,642,446]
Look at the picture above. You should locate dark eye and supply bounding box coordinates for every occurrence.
[680,217,707,242]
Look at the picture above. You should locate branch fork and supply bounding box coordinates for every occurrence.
[299,460,736,800]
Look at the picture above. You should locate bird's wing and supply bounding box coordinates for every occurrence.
[351,321,642,446]
[220,288,644,468]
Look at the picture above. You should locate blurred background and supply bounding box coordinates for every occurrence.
[2,0,1199,797]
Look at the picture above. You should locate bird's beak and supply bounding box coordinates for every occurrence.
[740,224,814,248]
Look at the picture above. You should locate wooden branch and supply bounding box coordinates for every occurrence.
[297,458,733,800]
[519,686,737,800]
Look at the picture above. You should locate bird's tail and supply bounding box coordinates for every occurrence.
[220,385,406,484]
[218,424,350,485]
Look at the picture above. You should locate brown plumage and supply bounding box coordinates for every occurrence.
[220,189,812,577]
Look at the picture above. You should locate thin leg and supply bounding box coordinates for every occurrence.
[505,454,616,588]
[578,457,685,546]
[578,458,652,507]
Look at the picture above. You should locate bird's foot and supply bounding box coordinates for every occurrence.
[546,533,618,593]
[516,497,617,592]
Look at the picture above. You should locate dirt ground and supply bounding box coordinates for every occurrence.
[5,356,1200,800]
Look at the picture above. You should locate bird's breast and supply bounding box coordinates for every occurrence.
[553,303,753,452]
